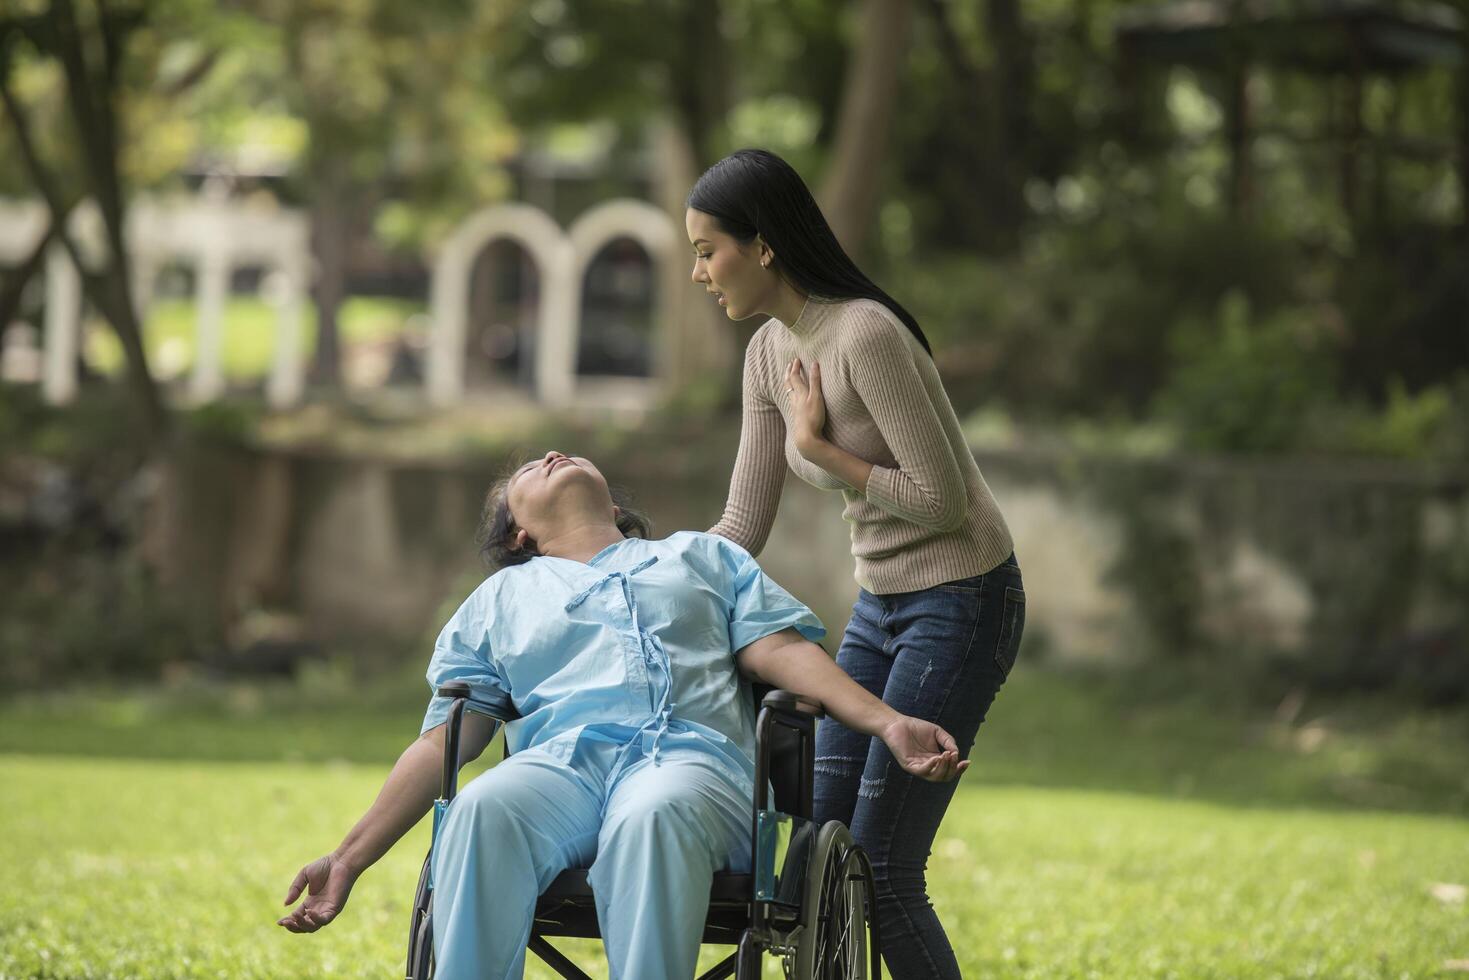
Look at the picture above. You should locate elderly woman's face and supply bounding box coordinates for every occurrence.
[505,451,613,534]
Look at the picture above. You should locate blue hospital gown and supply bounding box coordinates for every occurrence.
[420,531,825,980]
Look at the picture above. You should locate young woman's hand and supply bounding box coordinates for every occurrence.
[277,853,360,933]
[879,715,970,782]
[785,357,827,456]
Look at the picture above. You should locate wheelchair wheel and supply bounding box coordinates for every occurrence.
[790,821,879,980]
[406,852,434,980]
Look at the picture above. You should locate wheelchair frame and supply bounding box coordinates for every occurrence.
[406,682,882,980]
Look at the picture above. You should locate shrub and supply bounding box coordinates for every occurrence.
[1152,293,1337,453]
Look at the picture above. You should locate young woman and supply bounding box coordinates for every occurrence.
[278,450,968,980]
[691,149,1027,979]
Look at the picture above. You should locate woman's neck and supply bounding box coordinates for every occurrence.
[537,521,627,564]
[767,282,810,329]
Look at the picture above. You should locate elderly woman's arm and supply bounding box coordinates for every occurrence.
[736,628,969,782]
[277,711,498,933]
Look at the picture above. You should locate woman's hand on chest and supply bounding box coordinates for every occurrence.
[784,357,827,458]
[783,356,875,494]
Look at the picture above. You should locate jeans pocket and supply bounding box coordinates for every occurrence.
[935,573,984,595]
[994,586,1025,677]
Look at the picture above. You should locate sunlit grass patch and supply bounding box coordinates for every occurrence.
[83,296,424,382]
[1,756,1465,979]
[2,666,1466,977]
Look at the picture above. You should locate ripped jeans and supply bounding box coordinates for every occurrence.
[813,554,1025,979]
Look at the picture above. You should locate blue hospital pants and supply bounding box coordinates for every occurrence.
[429,743,752,980]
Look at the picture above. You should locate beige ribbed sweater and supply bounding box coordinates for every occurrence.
[708,297,1014,594]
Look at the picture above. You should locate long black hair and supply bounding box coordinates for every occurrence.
[687,147,932,355]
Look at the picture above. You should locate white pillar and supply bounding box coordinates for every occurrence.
[191,242,229,403]
[266,267,306,409]
[426,243,470,407]
[42,245,81,405]
[535,241,579,407]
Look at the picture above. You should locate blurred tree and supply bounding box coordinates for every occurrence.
[0,0,173,443]
[906,0,1037,252]
[479,0,733,170]
[228,0,518,386]
[484,0,928,258]
[821,0,916,256]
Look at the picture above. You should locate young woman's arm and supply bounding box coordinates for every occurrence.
[277,712,498,933]
[736,627,968,782]
[708,334,788,556]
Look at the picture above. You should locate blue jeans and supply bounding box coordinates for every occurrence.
[813,554,1026,979]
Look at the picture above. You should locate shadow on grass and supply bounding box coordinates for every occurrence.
[2,660,1466,818]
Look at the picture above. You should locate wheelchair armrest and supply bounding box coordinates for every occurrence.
[434,683,517,802]
[760,688,825,720]
[752,688,824,825]
[436,682,519,723]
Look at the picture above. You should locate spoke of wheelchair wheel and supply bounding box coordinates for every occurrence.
[837,908,852,973]
[831,860,852,977]
[844,862,860,975]
[815,848,839,976]
[837,874,856,978]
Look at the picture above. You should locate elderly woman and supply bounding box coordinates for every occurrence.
[279,450,967,980]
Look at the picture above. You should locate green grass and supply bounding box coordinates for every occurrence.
[83,296,424,381]
[2,666,1467,978]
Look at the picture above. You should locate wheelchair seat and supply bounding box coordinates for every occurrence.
[533,869,755,945]
[539,868,753,906]
[409,682,880,980]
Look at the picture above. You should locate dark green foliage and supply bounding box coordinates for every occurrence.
[0,384,206,689]
[1153,295,1336,453]
[179,399,263,449]
[0,545,199,689]
[1096,464,1206,659]
[1334,233,1469,402]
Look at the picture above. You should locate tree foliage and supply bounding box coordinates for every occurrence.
[0,0,1462,453]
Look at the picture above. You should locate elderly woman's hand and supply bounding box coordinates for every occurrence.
[879,715,970,782]
[278,853,359,933]
[785,357,828,458]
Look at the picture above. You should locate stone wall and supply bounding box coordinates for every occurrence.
[148,444,1469,676]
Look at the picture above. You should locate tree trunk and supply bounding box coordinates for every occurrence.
[1225,60,1252,217]
[651,118,741,409]
[671,0,731,167]
[5,2,166,441]
[986,0,1033,243]
[58,0,165,439]
[821,0,915,259]
[95,255,164,436]
[1458,30,1469,240]
[919,0,1031,252]
[0,215,55,339]
[308,152,348,386]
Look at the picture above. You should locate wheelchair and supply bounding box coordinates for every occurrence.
[406,682,881,979]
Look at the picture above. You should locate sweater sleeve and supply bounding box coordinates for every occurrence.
[845,308,967,531]
[708,330,787,555]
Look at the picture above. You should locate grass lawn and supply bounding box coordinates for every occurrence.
[82,297,423,383]
[1,666,1466,979]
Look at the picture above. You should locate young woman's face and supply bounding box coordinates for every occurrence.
[686,208,773,321]
[505,451,614,539]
